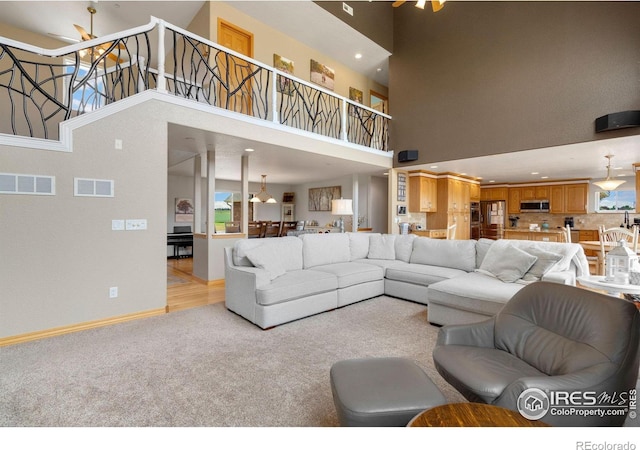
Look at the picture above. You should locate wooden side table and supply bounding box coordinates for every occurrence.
[408,403,550,427]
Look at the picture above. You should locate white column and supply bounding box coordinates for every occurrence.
[193,154,202,234]
[241,155,249,235]
[207,150,216,236]
[352,174,359,232]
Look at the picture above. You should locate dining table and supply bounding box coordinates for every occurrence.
[578,240,640,276]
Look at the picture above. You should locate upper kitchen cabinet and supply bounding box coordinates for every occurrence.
[480,187,508,201]
[521,185,549,200]
[549,183,588,214]
[408,171,437,212]
[564,183,588,214]
[508,188,521,214]
[469,183,481,202]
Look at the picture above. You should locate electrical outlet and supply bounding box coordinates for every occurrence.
[109,287,118,298]
[126,219,147,230]
[112,219,125,231]
[342,2,353,16]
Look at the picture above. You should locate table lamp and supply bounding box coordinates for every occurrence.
[331,198,353,233]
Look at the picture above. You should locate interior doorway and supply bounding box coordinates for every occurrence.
[217,18,254,115]
[370,90,388,114]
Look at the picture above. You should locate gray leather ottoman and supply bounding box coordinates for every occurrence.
[330,357,447,427]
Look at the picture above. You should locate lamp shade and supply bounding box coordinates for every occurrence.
[331,198,353,216]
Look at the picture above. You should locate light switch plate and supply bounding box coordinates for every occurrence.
[112,219,125,231]
[126,219,147,230]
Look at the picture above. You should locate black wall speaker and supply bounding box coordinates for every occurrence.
[595,110,640,133]
[398,150,418,162]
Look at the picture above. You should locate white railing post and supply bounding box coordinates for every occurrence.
[271,69,279,124]
[156,20,167,93]
[341,99,348,142]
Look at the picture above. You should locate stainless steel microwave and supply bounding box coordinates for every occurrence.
[520,200,550,212]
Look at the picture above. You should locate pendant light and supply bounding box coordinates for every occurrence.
[592,155,626,191]
[250,175,277,203]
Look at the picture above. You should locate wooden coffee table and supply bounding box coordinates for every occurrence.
[408,403,550,427]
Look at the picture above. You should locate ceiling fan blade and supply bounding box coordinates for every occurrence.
[432,0,446,12]
[392,1,407,7]
[73,24,93,41]
[106,52,124,64]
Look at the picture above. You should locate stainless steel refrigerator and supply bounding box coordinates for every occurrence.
[479,200,505,240]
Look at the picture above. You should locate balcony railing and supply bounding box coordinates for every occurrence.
[0,17,390,151]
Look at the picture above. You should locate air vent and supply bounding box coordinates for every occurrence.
[74,178,114,197]
[0,173,55,195]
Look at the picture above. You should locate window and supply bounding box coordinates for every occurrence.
[595,190,636,213]
[64,61,105,112]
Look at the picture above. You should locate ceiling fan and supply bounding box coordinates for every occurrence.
[72,5,126,63]
[392,0,446,13]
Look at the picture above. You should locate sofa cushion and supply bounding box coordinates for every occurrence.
[476,238,494,268]
[410,238,477,272]
[386,263,467,287]
[255,269,338,306]
[427,272,524,316]
[520,247,564,282]
[395,234,417,263]
[357,258,409,276]
[301,233,351,268]
[244,245,286,280]
[233,236,303,271]
[368,234,396,260]
[312,262,384,288]
[347,232,377,261]
[477,241,538,283]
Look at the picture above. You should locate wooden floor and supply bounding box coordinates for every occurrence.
[167,258,225,312]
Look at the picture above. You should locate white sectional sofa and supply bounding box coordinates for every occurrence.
[223,233,590,329]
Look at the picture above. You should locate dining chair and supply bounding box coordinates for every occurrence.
[247,221,264,238]
[598,225,639,276]
[263,221,281,238]
[279,221,298,237]
[224,221,241,233]
[567,225,599,274]
[446,223,456,240]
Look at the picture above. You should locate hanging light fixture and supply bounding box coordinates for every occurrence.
[593,155,626,191]
[250,175,277,203]
[396,0,446,12]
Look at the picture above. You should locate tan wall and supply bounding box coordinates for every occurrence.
[390,1,640,165]
[207,2,388,107]
[0,102,169,338]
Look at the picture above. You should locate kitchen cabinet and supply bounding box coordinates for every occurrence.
[565,184,588,214]
[408,172,437,212]
[428,177,472,240]
[481,187,508,201]
[469,183,481,202]
[504,229,564,242]
[411,229,447,239]
[548,183,588,214]
[521,185,549,200]
[508,188,521,214]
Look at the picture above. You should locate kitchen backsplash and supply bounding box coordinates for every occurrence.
[508,212,638,230]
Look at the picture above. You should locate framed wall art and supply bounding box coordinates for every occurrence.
[310,59,335,91]
[274,54,294,95]
[397,173,407,202]
[175,198,194,222]
[308,186,341,211]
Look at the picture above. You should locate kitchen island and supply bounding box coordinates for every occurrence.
[504,228,565,242]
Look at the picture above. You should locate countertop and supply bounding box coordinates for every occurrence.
[506,228,564,234]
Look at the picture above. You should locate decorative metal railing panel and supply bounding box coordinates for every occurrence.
[165,31,271,120]
[0,30,152,140]
[0,17,390,151]
[277,74,342,139]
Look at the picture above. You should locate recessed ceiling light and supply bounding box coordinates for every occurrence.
[376,68,382,72]
[531,172,539,175]
[355,53,362,59]
[489,180,496,183]
[430,165,438,169]
[383,172,389,176]
[460,173,467,176]
[541,176,549,179]
[244,148,254,152]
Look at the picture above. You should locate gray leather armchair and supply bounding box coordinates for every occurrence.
[433,282,640,426]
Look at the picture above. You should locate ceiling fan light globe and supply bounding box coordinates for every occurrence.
[266,197,277,204]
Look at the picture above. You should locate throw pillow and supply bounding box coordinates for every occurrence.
[520,247,563,282]
[395,234,417,262]
[476,242,538,283]
[368,234,396,260]
[244,245,287,280]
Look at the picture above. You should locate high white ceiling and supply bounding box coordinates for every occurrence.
[1,1,639,185]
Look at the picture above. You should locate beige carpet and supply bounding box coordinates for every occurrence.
[0,296,465,426]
